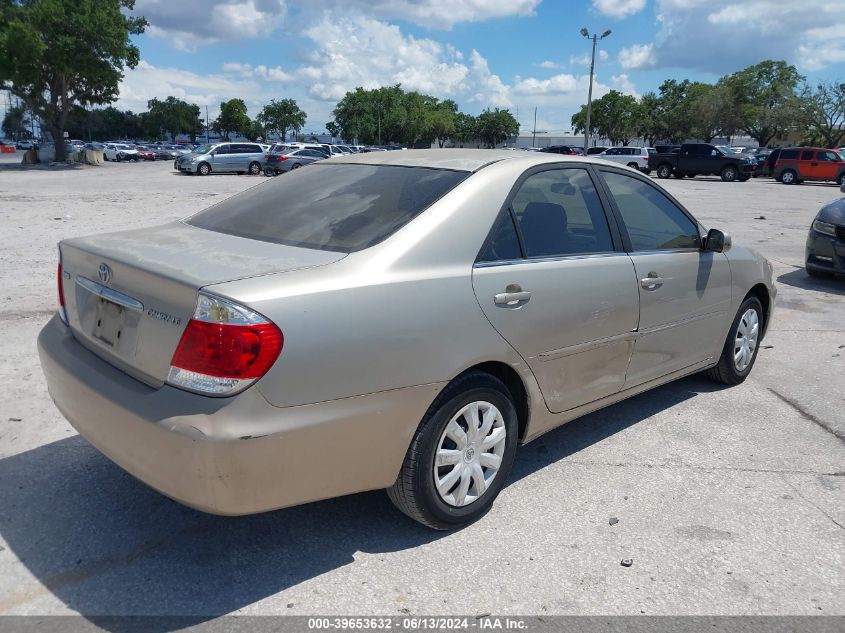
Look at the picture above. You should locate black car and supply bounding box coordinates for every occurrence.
[648,143,755,182]
[586,146,608,155]
[540,145,580,155]
[806,183,845,278]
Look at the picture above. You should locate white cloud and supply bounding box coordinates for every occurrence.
[569,50,608,66]
[538,60,560,69]
[591,0,647,19]
[135,0,287,50]
[618,43,656,69]
[634,0,845,72]
[222,62,295,82]
[611,73,640,98]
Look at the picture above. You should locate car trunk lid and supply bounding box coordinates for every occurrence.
[59,221,345,387]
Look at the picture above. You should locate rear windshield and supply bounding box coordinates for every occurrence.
[187,164,469,252]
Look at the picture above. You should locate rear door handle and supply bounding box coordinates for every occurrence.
[640,274,664,290]
[494,285,531,306]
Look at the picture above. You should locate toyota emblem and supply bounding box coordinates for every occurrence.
[98,263,112,284]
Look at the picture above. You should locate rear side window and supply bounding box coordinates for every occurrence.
[187,164,468,253]
[801,150,814,161]
[509,168,614,258]
[780,149,799,160]
[601,171,700,251]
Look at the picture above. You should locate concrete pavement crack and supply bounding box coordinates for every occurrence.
[780,473,844,531]
[767,388,844,443]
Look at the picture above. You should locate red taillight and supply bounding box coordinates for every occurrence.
[166,292,283,395]
[171,320,282,379]
[278,155,288,161]
[57,262,65,308]
[57,261,68,324]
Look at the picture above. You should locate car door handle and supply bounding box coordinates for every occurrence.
[494,285,531,306]
[640,274,664,290]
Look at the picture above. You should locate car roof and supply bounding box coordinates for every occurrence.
[326,148,603,172]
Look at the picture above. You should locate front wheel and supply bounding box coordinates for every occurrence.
[656,164,672,179]
[197,162,211,176]
[387,372,518,530]
[721,165,738,182]
[704,296,763,385]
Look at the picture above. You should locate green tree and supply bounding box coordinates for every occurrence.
[799,81,845,149]
[326,120,341,139]
[452,112,478,147]
[723,60,805,147]
[244,119,266,142]
[257,98,307,142]
[636,92,662,146]
[212,98,251,140]
[686,82,740,142]
[427,98,457,147]
[476,108,518,148]
[0,0,146,160]
[145,96,203,141]
[572,91,642,146]
[2,104,32,140]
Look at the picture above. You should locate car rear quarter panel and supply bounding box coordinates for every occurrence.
[724,244,776,334]
[206,158,551,422]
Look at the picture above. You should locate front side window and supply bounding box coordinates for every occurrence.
[188,164,468,252]
[601,171,700,251]
[509,168,614,258]
[818,150,839,162]
[801,150,814,161]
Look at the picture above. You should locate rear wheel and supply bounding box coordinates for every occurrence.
[387,371,518,530]
[197,162,211,176]
[704,296,763,385]
[780,169,797,184]
[627,162,639,169]
[720,165,738,182]
[264,167,276,177]
[291,163,302,170]
[248,161,261,175]
[656,164,673,179]
[837,172,845,186]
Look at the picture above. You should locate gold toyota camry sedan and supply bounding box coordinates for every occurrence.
[38,150,776,529]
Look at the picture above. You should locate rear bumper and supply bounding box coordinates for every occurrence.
[38,315,443,515]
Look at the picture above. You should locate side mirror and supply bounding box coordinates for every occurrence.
[704,228,730,253]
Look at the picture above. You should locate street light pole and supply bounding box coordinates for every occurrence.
[581,28,611,154]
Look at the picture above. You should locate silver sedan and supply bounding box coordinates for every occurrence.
[38,150,776,529]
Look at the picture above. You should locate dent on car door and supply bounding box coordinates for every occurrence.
[471,166,640,414]
[598,169,732,386]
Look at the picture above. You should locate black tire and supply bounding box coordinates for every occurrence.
[780,169,797,184]
[720,165,738,182]
[642,169,651,175]
[264,167,275,177]
[704,296,764,385]
[738,174,750,182]
[248,161,261,175]
[387,371,519,530]
[837,172,845,186]
[197,162,211,176]
[291,163,301,170]
[656,164,673,179]
[626,162,639,169]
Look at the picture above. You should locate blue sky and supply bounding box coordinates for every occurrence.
[119,0,845,136]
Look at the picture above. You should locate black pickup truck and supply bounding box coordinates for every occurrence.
[648,143,755,182]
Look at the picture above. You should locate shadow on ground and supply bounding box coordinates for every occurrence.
[0,375,721,629]
[777,268,845,296]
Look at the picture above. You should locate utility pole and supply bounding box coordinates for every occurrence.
[532,107,537,147]
[580,27,611,154]
[205,105,210,143]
